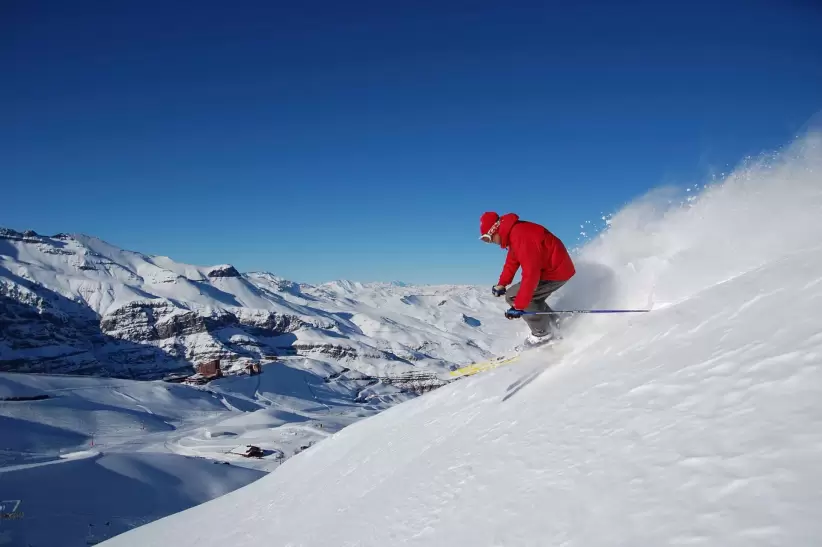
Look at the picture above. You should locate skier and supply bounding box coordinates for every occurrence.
[479,211,576,346]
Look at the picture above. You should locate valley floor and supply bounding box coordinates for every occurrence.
[0,355,416,546]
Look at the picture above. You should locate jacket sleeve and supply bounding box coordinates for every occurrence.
[512,234,543,310]
[498,249,520,287]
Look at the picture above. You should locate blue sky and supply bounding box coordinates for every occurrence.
[3,0,821,285]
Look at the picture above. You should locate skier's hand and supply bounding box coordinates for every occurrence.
[492,285,507,297]
[505,307,524,319]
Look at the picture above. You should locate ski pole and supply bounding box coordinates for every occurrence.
[522,309,651,315]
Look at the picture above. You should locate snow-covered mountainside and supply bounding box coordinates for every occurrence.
[96,131,822,546]
[0,222,526,545]
[0,372,267,546]
[0,206,529,546]
[0,230,518,381]
[0,366,403,546]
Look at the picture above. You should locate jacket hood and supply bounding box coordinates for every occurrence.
[497,213,520,249]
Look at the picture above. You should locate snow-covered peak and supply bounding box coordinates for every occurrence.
[0,227,47,242]
[206,264,241,278]
[319,279,366,294]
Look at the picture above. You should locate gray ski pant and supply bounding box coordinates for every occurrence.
[505,279,567,336]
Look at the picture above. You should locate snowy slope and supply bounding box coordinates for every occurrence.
[98,130,822,546]
[0,228,525,545]
[0,373,265,546]
[0,451,264,547]
[0,365,405,547]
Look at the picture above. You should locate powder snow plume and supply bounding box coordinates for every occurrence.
[556,123,822,340]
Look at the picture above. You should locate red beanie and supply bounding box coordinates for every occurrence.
[480,212,500,236]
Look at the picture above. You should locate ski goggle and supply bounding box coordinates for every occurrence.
[479,219,502,243]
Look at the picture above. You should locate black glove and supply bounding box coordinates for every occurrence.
[505,307,525,319]
[492,285,506,297]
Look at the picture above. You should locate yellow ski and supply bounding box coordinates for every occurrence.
[449,354,521,378]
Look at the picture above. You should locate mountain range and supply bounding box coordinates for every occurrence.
[0,226,520,386]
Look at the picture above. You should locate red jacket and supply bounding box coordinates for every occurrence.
[496,213,575,310]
